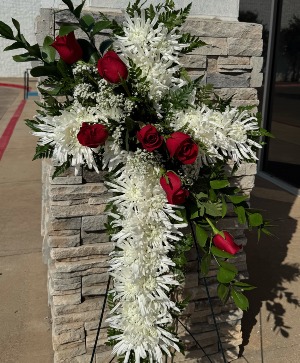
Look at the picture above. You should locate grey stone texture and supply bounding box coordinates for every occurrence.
[38,8,263,363]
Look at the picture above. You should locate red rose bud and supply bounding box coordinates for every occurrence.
[97,51,128,84]
[212,231,241,255]
[137,124,163,152]
[51,32,83,64]
[166,132,198,164]
[77,123,109,148]
[160,171,189,205]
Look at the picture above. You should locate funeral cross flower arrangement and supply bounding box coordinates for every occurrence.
[0,0,272,361]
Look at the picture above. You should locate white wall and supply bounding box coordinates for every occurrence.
[87,0,239,19]
[0,0,239,77]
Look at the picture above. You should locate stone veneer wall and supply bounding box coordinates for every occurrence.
[38,8,263,363]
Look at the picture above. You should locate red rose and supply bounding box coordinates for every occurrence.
[212,231,241,255]
[77,123,109,148]
[160,171,189,205]
[137,125,163,152]
[166,132,198,164]
[97,51,128,84]
[51,32,83,64]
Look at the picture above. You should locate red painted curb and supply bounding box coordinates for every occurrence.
[0,99,27,161]
[0,82,30,90]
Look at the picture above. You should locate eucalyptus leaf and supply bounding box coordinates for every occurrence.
[248,212,263,227]
[233,281,256,291]
[99,39,114,55]
[227,195,248,204]
[230,289,249,310]
[12,18,21,33]
[80,14,95,31]
[195,224,208,247]
[221,195,227,218]
[217,266,236,284]
[42,36,56,63]
[0,21,14,39]
[92,20,112,35]
[73,1,86,18]
[200,253,211,276]
[4,41,24,51]
[30,65,59,77]
[210,246,234,259]
[59,25,79,36]
[210,179,229,189]
[235,205,246,224]
[217,283,230,303]
[13,53,37,62]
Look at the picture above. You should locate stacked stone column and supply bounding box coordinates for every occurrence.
[37,8,263,363]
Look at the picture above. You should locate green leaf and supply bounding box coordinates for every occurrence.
[59,24,79,36]
[233,281,256,291]
[235,205,246,224]
[30,65,59,77]
[99,39,114,55]
[210,246,234,259]
[195,224,208,247]
[92,20,111,35]
[0,21,14,39]
[219,260,238,273]
[73,0,86,18]
[231,289,249,310]
[189,205,199,220]
[4,41,24,51]
[52,160,71,179]
[13,53,37,62]
[61,0,74,11]
[77,38,97,62]
[221,195,227,218]
[57,59,71,77]
[217,266,236,284]
[200,253,211,276]
[32,143,54,160]
[12,18,21,33]
[209,188,217,202]
[227,195,248,204]
[42,36,56,63]
[210,179,230,189]
[248,212,263,227]
[217,283,230,303]
[202,201,222,217]
[80,14,95,31]
[175,208,187,223]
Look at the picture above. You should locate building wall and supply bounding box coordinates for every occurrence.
[0,0,239,77]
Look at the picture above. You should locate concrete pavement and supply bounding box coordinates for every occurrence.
[0,78,53,363]
[0,78,299,363]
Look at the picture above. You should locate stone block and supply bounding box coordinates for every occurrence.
[83,169,107,183]
[183,19,262,39]
[51,244,114,261]
[82,215,107,232]
[225,162,257,177]
[50,203,106,218]
[50,184,107,201]
[50,217,82,231]
[218,56,250,65]
[82,273,109,287]
[82,284,109,296]
[230,175,256,190]
[228,37,263,57]
[180,54,207,69]
[52,277,81,291]
[52,293,82,306]
[218,64,252,73]
[53,310,101,326]
[81,231,110,244]
[250,72,263,88]
[49,234,81,248]
[54,257,110,273]
[52,327,85,347]
[52,299,104,317]
[207,73,250,88]
[54,344,86,363]
[191,37,227,56]
[250,56,264,73]
[214,87,257,100]
[51,175,83,185]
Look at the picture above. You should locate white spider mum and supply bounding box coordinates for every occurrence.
[171,106,261,163]
[33,105,107,173]
[105,151,186,362]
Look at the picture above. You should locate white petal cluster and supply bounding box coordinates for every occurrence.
[115,10,186,102]
[105,151,187,362]
[33,105,105,173]
[171,106,262,163]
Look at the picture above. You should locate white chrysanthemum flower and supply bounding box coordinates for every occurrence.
[171,105,262,163]
[105,151,186,362]
[114,10,187,103]
[32,105,107,173]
